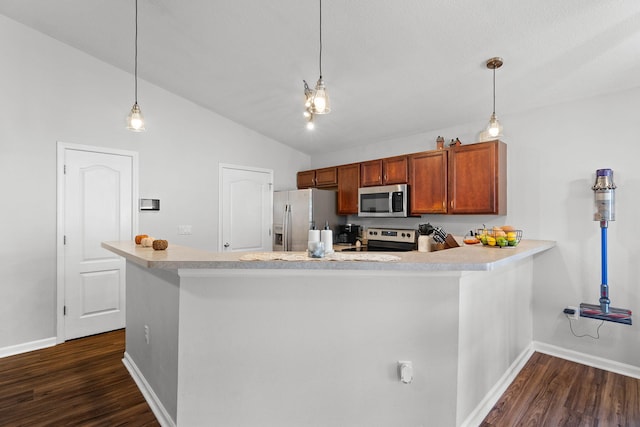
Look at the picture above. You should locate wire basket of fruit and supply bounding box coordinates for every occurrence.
[476,226,522,248]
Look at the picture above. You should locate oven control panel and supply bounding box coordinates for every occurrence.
[367,228,416,244]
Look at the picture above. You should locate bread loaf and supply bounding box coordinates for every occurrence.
[152,239,168,250]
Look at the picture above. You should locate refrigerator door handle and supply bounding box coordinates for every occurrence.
[282,204,287,251]
[283,203,290,251]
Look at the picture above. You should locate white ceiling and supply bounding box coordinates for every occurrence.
[1,1,639,155]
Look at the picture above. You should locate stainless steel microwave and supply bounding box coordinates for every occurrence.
[358,184,408,217]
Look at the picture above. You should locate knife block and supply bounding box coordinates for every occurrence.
[431,234,460,252]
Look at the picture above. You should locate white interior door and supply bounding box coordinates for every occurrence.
[59,144,137,340]
[220,164,273,252]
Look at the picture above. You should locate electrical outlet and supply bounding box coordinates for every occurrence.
[397,361,413,384]
[564,306,579,320]
[144,324,150,344]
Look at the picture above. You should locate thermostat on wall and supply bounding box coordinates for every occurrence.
[140,198,160,211]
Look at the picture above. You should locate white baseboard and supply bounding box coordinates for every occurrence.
[122,352,176,427]
[533,341,640,379]
[0,336,56,358]
[459,344,535,427]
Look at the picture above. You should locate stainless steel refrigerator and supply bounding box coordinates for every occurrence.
[273,189,343,251]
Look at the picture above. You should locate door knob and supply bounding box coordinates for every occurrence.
[224,242,230,248]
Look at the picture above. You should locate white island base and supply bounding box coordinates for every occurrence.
[104,240,554,427]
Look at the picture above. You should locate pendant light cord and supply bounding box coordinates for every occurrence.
[318,0,323,78]
[492,67,496,114]
[134,0,139,104]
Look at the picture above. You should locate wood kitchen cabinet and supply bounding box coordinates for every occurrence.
[297,140,506,216]
[383,155,409,184]
[337,163,360,215]
[315,167,338,187]
[297,170,316,189]
[448,140,506,214]
[360,160,383,187]
[296,167,338,189]
[360,155,408,187]
[409,150,448,214]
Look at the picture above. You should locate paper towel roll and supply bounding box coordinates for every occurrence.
[308,229,320,242]
[321,229,333,253]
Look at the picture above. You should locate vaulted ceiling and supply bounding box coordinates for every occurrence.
[1,1,639,154]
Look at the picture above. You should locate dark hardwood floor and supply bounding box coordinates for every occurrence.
[0,329,159,426]
[2,331,638,426]
[481,351,640,427]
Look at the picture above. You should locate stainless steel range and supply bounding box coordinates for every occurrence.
[343,227,417,252]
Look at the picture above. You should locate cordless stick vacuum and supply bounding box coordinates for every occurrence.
[579,169,632,325]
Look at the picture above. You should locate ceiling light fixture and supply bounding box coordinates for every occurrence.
[303,0,330,129]
[126,0,145,132]
[486,57,503,138]
[303,80,314,118]
[303,81,315,130]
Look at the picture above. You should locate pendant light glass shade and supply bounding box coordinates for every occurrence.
[127,0,145,132]
[487,112,501,137]
[485,57,503,138]
[312,77,330,114]
[127,102,145,131]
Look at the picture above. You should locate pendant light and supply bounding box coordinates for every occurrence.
[303,0,330,128]
[485,57,503,138]
[126,0,145,132]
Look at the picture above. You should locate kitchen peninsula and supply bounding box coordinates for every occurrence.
[103,239,554,427]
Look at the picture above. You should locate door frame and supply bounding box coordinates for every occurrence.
[56,142,139,343]
[218,163,273,252]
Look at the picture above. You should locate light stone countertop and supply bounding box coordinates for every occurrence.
[102,239,556,272]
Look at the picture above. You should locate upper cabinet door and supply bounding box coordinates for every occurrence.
[409,150,448,214]
[382,155,408,184]
[337,163,360,215]
[448,140,506,214]
[361,156,408,187]
[360,160,383,187]
[297,170,316,189]
[314,167,338,187]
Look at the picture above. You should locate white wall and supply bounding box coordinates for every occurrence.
[313,87,640,368]
[0,15,309,348]
[126,263,181,422]
[177,270,462,427]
